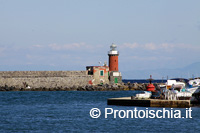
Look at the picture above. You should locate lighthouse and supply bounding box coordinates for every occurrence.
[108,43,119,71]
[108,43,122,84]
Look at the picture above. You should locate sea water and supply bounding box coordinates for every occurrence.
[0,91,199,132]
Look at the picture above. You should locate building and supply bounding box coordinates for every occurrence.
[86,43,122,85]
[86,65,109,85]
[108,44,122,84]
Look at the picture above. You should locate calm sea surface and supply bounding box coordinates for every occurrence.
[0,91,199,132]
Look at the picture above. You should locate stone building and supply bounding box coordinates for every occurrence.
[86,66,109,85]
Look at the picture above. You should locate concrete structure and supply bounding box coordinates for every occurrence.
[107,97,190,108]
[0,71,93,88]
[86,66,109,85]
[108,44,122,84]
[109,71,122,84]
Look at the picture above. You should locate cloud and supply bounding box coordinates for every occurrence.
[1,42,199,74]
[131,56,157,61]
[120,42,200,52]
[144,43,156,50]
[159,43,176,52]
[32,45,44,48]
[120,43,139,49]
[48,43,87,51]
[120,42,161,50]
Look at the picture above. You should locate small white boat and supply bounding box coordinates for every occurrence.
[135,91,152,99]
[186,79,200,102]
[159,80,185,89]
[190,87,200,103]
[188,79,200,87]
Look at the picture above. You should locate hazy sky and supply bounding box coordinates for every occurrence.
[0,0,200,78]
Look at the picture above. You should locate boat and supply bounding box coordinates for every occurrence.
[159,79,185,89]
[134,91,152,99]
[158,79,200,102]
[161,80,192,100]
[186,78,200,102]
[162,87,192,100]
[188,78,200,87]
[190,86,200,103]
[186,86,199,94]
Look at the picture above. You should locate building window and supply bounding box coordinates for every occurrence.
[100,70,104,76]
[87,67,93,75]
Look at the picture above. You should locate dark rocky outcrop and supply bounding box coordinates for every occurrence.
[0,83,161,91]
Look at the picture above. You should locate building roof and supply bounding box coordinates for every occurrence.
[86,66,109,68]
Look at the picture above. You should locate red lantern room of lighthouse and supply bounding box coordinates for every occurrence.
[108,43,119,72]
[108,43,122,84]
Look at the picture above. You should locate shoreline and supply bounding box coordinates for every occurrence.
[0,83,162,91]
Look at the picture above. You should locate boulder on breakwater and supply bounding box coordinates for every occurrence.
[0,83,161,91]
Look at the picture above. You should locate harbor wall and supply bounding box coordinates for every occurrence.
[0,71,162,91]
[0,71,93,88]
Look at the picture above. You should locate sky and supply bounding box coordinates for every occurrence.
[0,0,200,79]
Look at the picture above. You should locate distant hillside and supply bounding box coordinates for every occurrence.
[183,62,200,72]
[122,62,200,79]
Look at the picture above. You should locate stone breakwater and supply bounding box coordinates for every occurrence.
[0,71,93,89]
[0,83,161,91]
[0,71,162,91]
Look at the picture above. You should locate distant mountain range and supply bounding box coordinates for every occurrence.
[122,62,200,79]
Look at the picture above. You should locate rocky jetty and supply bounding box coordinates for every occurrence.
[0,83,161,91]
